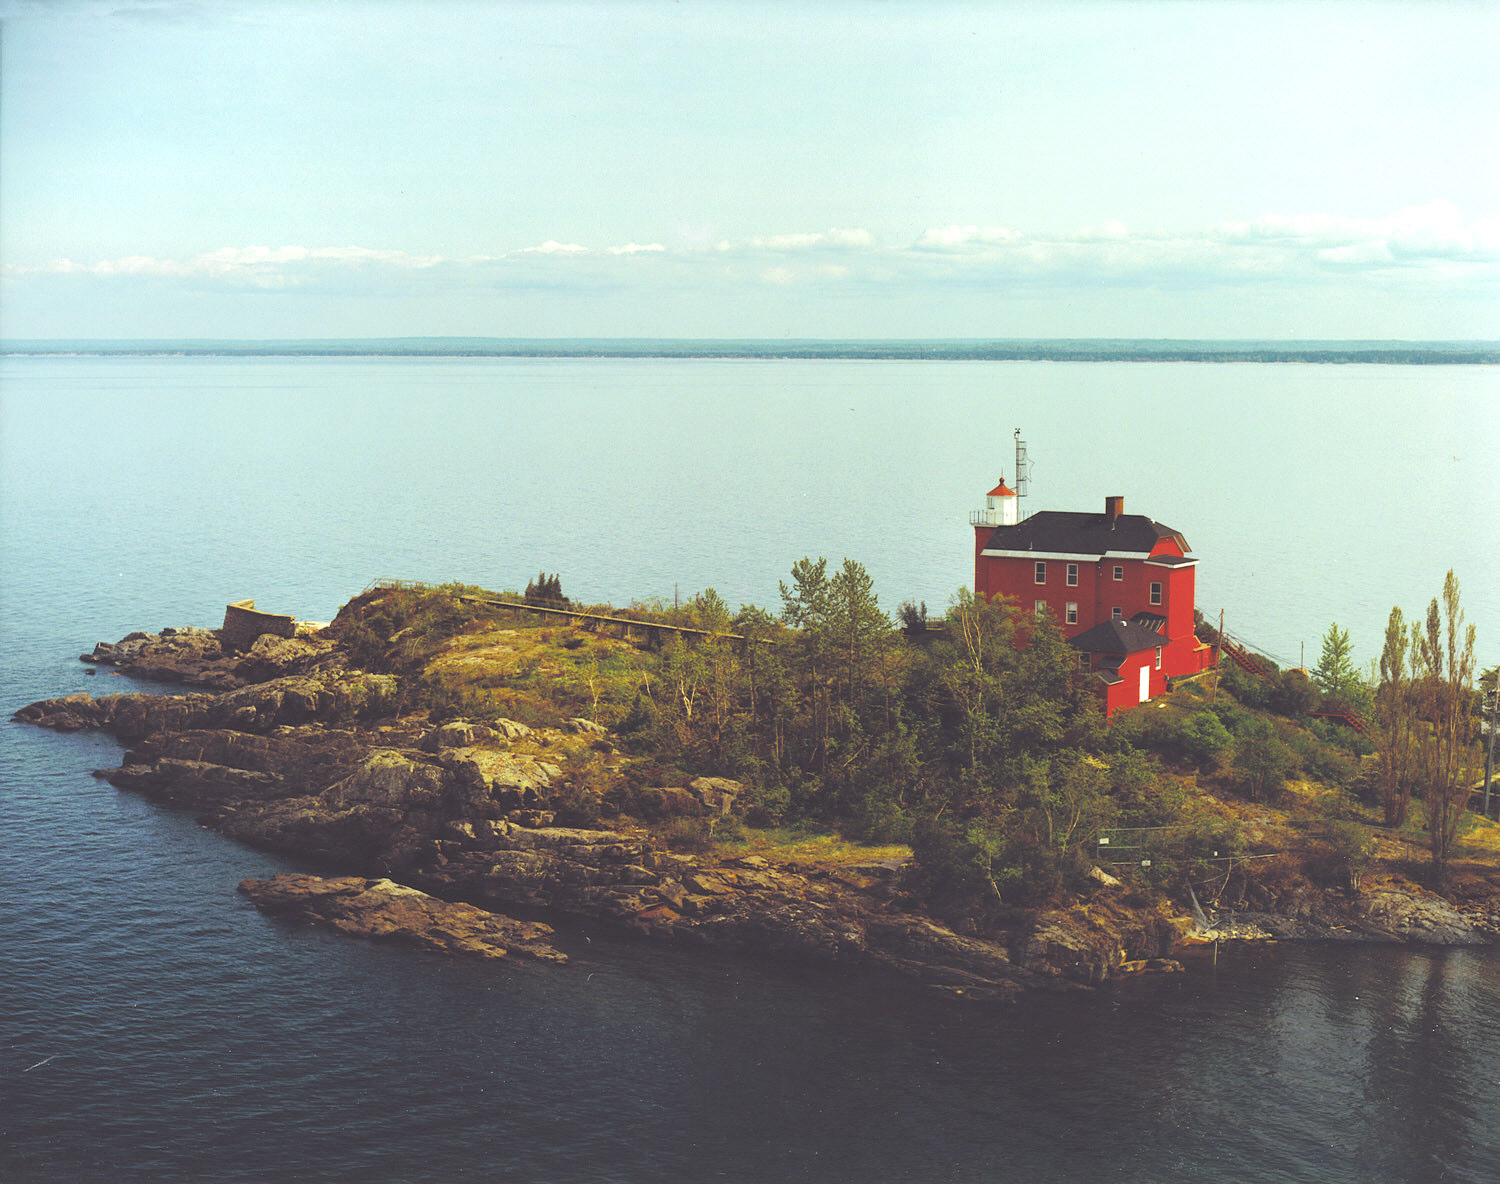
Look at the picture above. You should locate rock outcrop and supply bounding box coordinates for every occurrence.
[80,625,335,689]
[238,874,565,961]
[17,620,1498,995]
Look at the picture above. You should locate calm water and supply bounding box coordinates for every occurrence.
[3,356,1499,1182]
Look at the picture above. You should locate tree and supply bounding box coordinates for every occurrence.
[1312,622,1372,716]
[1234,719,1295,801]
[524,572,567,605]
[938,588,1019,773]
[1374,606,1418,826]
[1413,572,1479,880]
[1313,623,1358,698]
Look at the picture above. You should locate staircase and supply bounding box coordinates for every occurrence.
[1220,635,1273,678]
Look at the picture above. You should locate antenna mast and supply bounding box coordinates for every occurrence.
[1013,429,1032,515]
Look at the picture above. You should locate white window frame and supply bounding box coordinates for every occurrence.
[1150,581,1163,606]
[1034,561,1047,585]
[1034,600,1047,619]
[1077,652,1091,672]
[1065,601,1078,625]
[1066,563,1078,586]
[1113,565,1124,581]
[1111,607,1123,621]
[1155,646,1163,669]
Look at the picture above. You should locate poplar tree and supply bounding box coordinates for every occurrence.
[1416,572,1479,881]
[1374,606,1417,826]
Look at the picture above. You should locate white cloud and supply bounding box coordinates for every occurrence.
[748,227,876,251]
[915,225,1023,251]
[518,240,589,256]
[6,204,1496,304]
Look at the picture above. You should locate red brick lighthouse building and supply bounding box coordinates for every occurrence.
[972,471,1216,716]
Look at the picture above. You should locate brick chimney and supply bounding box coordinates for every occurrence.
[1105,495,1124,523]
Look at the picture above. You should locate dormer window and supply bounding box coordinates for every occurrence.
[1034,561,1046,584]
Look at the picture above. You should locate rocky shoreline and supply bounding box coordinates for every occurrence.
[15,618,1497,999]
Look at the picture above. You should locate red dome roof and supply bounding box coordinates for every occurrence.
[987,479,1017,497]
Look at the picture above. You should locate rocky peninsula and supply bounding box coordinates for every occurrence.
[15,587,1499,999]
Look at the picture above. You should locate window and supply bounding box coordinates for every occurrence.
[1150,581,1162,606]
[1065,602,1078,625]
[1113,565,1124,581]
[1077,652,1091,672]
[1066,563,1078,586]
[1034,600,1047,619]
[1111,607,1123,621]
[1034,561,1047,584]
[1155,646,1163,669]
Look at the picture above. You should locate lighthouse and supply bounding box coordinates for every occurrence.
[970,477,1019,563]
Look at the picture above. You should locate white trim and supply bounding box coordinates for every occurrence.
[982,548,1143,561]
[980,548,1197,564]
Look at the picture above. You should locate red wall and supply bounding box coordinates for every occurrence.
[975,533,1212,717]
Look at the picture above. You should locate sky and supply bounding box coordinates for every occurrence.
[1,0,1497,341]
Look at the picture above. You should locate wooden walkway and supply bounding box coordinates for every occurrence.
[457,595,776,648]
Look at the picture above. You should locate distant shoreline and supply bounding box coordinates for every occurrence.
[4,338,1499,364]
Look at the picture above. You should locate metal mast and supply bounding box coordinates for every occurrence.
[1013,429,1033,517]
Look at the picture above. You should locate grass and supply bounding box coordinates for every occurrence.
[715,822,911,869]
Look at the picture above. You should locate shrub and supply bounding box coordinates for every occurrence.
[1180,711,1233,767]
[661,817,715,853]
[524,573,568,606]
[1270,669,1319,717]
[1234,720,1296,801]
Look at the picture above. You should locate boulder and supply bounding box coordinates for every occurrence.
[422,720,500,751]
[1358,888,1488,945]
[490,718,534,741]
[688,776,742,816]
[440,747,560,812]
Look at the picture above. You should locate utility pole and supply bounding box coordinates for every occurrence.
[1484,677,1497,821]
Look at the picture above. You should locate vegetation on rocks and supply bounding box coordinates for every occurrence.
[14,563,1498,991]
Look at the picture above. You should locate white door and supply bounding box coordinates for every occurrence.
[1139,664,1150,703]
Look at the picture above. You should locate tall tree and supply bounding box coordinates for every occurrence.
[1415,571,1479,880]
[1313,623,1359,700]
[1374,606,1418,826]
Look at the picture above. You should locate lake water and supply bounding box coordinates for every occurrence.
[2,355,1498,1182]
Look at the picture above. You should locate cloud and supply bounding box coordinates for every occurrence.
[748,227,876,251]
[915,225,1023,251]
[6,204,1497,304]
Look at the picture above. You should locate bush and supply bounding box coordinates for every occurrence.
[1180,711,1233,767]
[1311,821,1374,892]
[1233,720,1296,801]
[1271,669,1319,717]
[661,817,715,853]
[1221,661,1273,710]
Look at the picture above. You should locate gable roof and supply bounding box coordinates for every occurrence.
[1069,616,1169,655]
[980,510,1188,558]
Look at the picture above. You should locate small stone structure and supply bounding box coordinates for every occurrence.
[221,599,296,650]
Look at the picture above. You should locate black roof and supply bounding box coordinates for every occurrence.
[1069,616,1169,655]
[981,510,1186,557]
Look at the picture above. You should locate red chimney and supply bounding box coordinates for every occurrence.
[1105,495,1124,523]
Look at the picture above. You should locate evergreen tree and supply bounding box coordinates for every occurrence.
[1312,623,1361,703]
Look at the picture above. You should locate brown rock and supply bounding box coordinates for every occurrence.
[238,873,565,962]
